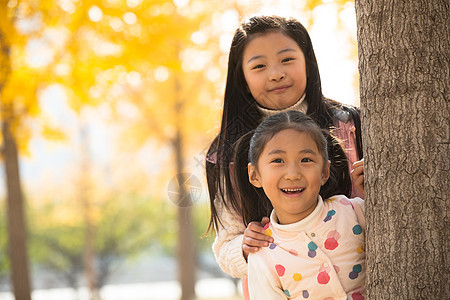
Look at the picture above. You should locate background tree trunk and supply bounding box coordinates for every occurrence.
[173,76,196,300]
[79,123,99,300]
[355,0,449,299]
[2,120,32,300]
[1,3,32,297]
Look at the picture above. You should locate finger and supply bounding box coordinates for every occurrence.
[243,244,261,259]
[259,217,274,242]
[352,162,363,171]
[247,221,266,234]
[243,235,270,248]
[352,159,364,169]
[354,174,365,195]
[351,167,362,180]
[355,174,364,187]
[351,166,362,175]
[244,227,272,243]
[245,220,274,243]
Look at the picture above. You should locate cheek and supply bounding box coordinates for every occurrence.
[245,76,260,93]
[295,68,307,84]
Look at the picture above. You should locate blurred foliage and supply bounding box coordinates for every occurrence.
[193,201,216,251]
[29,190,174,288]
[0,206,9,282]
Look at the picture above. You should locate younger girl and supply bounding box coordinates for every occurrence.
[206,15,364,287]
[235,110,365,299]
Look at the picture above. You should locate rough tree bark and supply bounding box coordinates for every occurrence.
[355,0,449,299]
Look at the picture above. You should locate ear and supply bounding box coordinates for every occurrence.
[321,160,331,185]
[248,163,262,188]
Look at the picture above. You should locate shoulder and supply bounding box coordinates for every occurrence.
[324,195,363,211]
[324,195,365,225]
[327,195,366,231]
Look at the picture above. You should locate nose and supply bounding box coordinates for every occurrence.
[269,67,285,81]
[284,163,301,181]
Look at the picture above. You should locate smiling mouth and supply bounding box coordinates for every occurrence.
[269,85,290,92]
[281,188,305,194]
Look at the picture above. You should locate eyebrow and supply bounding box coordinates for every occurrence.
[267,148,317,156]
[246,48,298,64]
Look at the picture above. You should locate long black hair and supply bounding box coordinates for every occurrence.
[206,15,361,232]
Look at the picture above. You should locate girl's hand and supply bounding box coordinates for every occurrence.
[242,217,273,260]
[351,159,365,197]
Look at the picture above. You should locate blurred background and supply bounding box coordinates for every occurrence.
[0,0,358,299]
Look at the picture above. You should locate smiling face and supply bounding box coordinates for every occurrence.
[248,129,330,224]
[242,30,307,110]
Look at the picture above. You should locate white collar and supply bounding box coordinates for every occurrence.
[270,195,323,233]
[257,93,307,117]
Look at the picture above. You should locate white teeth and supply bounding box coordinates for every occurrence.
[282,188,304,192]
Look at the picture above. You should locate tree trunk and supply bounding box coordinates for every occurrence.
[173,77,196,300]
[1,4,32,297]
[79,123,99,300]
[355,1,449,299]
[2,120,32,300]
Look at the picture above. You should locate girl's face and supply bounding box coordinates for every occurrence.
[242,31,307,110]
[248,129,330,225]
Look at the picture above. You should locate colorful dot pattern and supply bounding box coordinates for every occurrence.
[317,264,331,284]
[353,225,362,235]
[324,230,341,251]
[349,264,362,280]
[308,241,318,258]
[293,273,302,281]
[257,195,365,299]
[323,209,336,222]
[275,264,285,277]
[317,271,330,284]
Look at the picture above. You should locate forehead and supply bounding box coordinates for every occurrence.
[243,30,302,57]
[262,129,319,153]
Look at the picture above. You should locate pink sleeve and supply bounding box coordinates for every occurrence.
[334,119,364,199]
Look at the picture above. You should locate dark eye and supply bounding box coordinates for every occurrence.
[301,157,313,163]
[272,158,284,163]
[252,64,265,70]
[282,57,294,63]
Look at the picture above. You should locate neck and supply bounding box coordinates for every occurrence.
[257,93,307,118]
